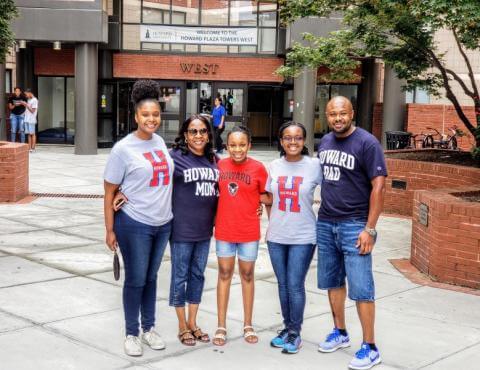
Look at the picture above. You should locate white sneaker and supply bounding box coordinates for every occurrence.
[142,328,166,350]
[124,335,143,356]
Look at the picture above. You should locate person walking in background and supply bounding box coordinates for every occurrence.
[211,97,226,154]
[23,89,38,152]
[8,87,28,143]
[212,126,269,346]
[316,96,387,370]
[104,80,173,357]
[265,121,322,354]
[168,115,218,346]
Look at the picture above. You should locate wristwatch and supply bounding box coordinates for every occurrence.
[364,227,377,238]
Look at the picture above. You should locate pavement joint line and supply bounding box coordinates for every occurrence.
[37,323,137,367]
[0,241,102,259]
[416,340,480,369]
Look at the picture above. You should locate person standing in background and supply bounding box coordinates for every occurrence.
[23,89,39,152]
[7,87,27,143]
[211,97,226,154]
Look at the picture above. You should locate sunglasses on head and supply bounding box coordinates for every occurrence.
[187,128,208,136]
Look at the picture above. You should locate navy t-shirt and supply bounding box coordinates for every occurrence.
[170,149,219,242]
[317,127,387,221]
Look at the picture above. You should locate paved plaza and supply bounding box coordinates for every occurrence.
[0,146,479,370]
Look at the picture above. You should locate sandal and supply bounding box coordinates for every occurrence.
[191,327,210,343]
[178,329,196,346]
[212,327,227,346]
[243,326,258,344]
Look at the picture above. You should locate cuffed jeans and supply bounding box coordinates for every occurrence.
[267,241,315,333]
[114,211,171,336]
[169,239,210,307]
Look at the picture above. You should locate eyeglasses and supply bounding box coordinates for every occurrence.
[281,136,304,143]
[187,128,208,136]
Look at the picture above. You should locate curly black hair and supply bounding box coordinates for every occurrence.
[278,121,309,156]
[131,80,161,111]
[171,115,216,163]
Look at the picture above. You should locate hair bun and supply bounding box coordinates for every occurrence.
[131,80,160,105]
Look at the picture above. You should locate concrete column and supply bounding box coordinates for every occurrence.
[293,67,317,154]
[356,58,377,132]
[75,43,98,155]
[0,63,6,141]
[382,65,406,148]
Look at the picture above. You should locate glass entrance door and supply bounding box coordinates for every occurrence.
[118,82,135,140]
[158,81,185,143]
[213,83,247,140]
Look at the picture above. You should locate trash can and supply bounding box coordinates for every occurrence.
[385,131,411,150]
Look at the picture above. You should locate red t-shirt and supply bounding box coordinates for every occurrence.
[215,157,268,242]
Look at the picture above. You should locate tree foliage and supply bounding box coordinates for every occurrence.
[279,0,480,152]
[0,0,18,64]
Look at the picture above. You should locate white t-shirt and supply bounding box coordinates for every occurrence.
[24,97,38,124]
[104,133,174,226]
[266,156,322,245]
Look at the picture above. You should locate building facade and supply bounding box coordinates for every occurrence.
[6,0,390,153]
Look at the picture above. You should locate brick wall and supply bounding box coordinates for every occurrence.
[34,48,75,76]
[372,102,383,141]
[0,142,29,202]
[113,53,284,82]
[406,104,476,151]
[385,157,480,216]
[411,188,480,289]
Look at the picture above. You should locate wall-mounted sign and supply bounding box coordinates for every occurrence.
[141,25,257,46]
[419,203,429,226]
[180,63,219,75]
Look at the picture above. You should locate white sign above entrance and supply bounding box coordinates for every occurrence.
[141,25,257,46]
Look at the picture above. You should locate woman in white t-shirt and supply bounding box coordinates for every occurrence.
[265,121,322,354]
[103,80,174,357]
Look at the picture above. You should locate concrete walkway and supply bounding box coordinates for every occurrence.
[0,146,479,370]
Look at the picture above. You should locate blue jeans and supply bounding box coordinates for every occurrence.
[316,219,375,301]
[267,242,315,333]
[216,240,259,262]
[114,211,171,336]
[169,239,210,307]
[10,114,25,143]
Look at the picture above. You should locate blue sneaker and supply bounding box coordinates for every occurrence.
[281,332,302,354]
[270,328,289,348]
[348,343,382,370]
[318,328,350,353]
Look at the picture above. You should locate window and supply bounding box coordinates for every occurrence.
[5,69,12,93]
[123,0,278,54]
[406,87,430,104]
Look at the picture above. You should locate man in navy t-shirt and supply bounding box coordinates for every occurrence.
[211,97,226,153]
[316,96,387,370]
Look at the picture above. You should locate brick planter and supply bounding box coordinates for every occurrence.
[385,152,480,216]
[411,187,480,289]
[0,141,29,202]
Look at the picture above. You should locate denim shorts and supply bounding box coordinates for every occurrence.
[316,219,375,301]
[24,123,36,134]
[216,240,259,262]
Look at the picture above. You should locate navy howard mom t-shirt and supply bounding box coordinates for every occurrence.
[317,127,387,221]
[170,149,219,242]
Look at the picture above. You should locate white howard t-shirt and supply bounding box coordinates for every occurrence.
[266,156,322,245]
[24,97,38,124]
[104,133,174,226]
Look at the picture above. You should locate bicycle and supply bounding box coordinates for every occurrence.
[422,126,459,150]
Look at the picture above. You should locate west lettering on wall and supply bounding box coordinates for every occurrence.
[180,63,220,75]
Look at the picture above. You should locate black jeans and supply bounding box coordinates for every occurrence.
[214,126,225,152]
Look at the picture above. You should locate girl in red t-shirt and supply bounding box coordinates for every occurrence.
[213,126,269,346]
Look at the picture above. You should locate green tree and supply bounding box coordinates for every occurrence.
[0,0,18,64]
[278,0,480,154]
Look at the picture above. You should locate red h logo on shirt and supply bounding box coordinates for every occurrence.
[277,176,303,212]
[143,151,170,187]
